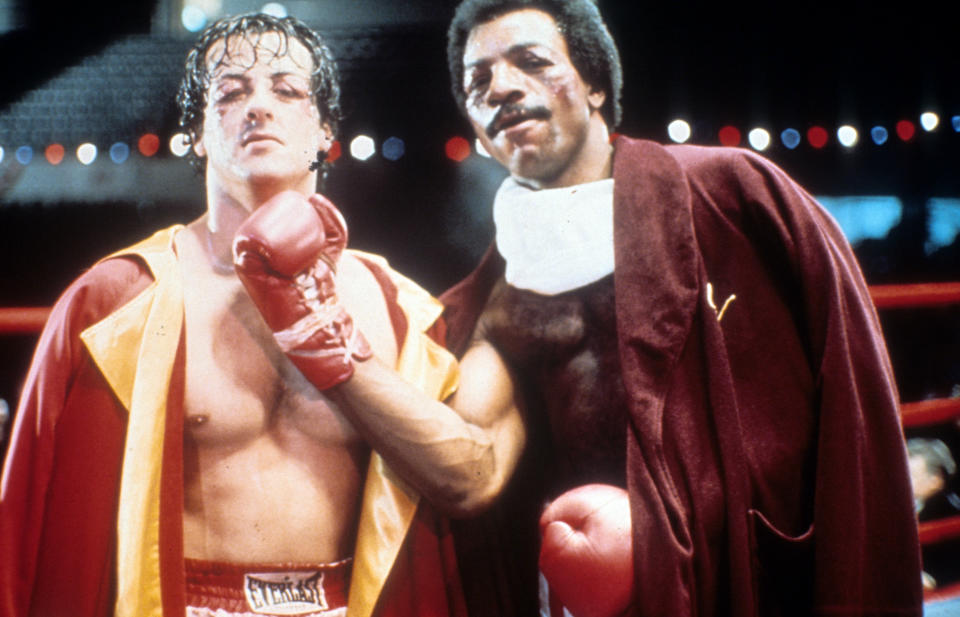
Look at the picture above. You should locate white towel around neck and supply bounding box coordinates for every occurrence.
[493,176,615,295]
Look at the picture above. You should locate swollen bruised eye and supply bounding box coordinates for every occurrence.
[215,86,245,103]
[275,87,306,99]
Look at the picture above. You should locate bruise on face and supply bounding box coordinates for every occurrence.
[460,9,607,187]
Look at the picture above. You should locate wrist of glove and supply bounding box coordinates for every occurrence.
[539,484,634,617]
[233,190,372,390]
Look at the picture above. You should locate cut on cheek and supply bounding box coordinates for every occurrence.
[548,74,585,106]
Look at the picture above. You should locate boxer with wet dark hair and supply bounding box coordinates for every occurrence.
[0,12,522,617]
[440,1,923,615]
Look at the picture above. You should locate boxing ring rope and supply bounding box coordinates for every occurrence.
[3,282,960,597]
[870,282,960,309]
[0,307,51,334]
[871,283,960,602]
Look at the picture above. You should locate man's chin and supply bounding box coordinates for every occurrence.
[507,152,563,189]
[240,162,312,186]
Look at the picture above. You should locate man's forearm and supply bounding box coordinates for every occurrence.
[332,355,516,517]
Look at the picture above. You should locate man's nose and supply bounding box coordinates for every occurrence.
[245,87,275,122]
[486,63,526,107]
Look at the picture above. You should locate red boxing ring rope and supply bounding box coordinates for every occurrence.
[0,307,51,334]
[871,282,960,309]
[2,283,960,334]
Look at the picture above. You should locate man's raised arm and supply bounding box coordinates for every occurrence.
[233,189,524,517]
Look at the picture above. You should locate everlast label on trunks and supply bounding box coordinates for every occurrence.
[244,570,328,614]
[185,557,350,617]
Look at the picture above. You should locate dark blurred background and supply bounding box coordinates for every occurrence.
[1,0,959,427]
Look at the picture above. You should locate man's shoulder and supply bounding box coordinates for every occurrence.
[51,228,179,333]
[616,136,782,183]
[347,250,441,306]
[664,141,780,181]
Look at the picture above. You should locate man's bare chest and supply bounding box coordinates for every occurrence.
[479,276,628,488]
[179,264,359,448]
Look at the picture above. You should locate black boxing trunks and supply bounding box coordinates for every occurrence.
[185,557,351,617]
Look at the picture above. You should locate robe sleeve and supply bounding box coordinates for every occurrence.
[725,149,922,612]
[0,257,152,617]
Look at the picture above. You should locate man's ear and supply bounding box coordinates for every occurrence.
[192,133,206,158]
[587,87,606,113]
[318,122,334,153]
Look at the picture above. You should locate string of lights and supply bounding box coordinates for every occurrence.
[667,112,953,151]
[2,110,958,167]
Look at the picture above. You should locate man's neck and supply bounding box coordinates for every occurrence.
[201,174,317,274]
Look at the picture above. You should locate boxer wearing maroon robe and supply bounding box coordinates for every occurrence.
[441,2,922,615]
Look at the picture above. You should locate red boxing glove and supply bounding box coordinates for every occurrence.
[539,484,633,617]
[233,190,372,390]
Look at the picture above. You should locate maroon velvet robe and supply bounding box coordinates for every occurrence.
[441,137,922,617]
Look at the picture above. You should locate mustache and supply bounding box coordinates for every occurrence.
[486,104,551,139]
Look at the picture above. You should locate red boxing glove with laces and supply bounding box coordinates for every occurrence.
[233,190,372,390]
[539,484,634,617]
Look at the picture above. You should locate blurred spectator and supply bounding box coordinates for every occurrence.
[907,436,960,592]
[908,437,960,520]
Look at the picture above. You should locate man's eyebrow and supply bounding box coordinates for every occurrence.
[212,72,248,83]
[271,71,310,81]
[465,42,541,70]
[211,71,309,84]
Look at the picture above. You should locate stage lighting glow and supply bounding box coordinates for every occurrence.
[382,136,405,161]
[952,116,960,132]
[15,146,32,165]
[475,139,491,158]
[77,143,97,166]
[667,119,691,143]
[781,129,801,150]
[926,198,960,254]
[169,133,191,157]
[45,144,65,165]
[181,5,207,32]
[718,126,741,147]
[138,133,160,157]
[110,142,130,163]
[837,125,858,148]
[807,126,828,149]
[0,146,4,164]
[870,126,888,145]
[748,128,771,151]
[261,3,287,17]
[817,195,902,246]
[350,135,376,161]
[445,136,471,162]
[920,112,939,132]
[895,120,915,141]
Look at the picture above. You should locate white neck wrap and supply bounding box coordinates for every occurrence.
[493,176,615,295]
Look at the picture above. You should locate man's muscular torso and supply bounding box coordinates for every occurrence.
[175,219,397,565]
[477,275,627,494]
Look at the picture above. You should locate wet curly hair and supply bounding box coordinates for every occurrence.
[176,13,342,174]
[447,0,622,128]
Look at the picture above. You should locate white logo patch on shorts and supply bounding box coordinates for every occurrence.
[244,571,328,615]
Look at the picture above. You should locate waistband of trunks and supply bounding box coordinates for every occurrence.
[185,556,352,616]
